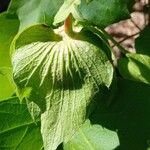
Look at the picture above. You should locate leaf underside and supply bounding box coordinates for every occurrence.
[12,25,113,150]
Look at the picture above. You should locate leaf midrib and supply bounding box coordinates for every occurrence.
[79,128,95,150]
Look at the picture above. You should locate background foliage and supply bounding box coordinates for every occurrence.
[0,0,150,150]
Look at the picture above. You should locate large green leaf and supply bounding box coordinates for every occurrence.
[0,97,43,150]
[11,25,113,150]
[54,0,130,27]
[64,120,119,150]
[135,26,150,55]
[7,0,63,30]
[0,68,15,100]
[90,78,150,150]
[118,53,150,85]
[0,12,19,68]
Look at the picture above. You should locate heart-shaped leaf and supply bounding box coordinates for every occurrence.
[11,24,113,150]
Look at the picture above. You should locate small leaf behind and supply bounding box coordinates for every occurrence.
[54,0,81,25]
[7,0,64,30]
[118,54,150,85]
[64,120,119,150]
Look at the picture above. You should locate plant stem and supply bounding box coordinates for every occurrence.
[64,14,73,35]
[88,26,128,54]
[99,28,128,54]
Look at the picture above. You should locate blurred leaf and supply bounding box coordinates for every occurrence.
[0,97,43,150]
[64,119,119,150]
[0,12,19,68]
[7,0,63,30]
[135,26,150,55]
[0,68,15,100]
[54,0,130,27]
[118,53,150,85]
[90,78,150,150]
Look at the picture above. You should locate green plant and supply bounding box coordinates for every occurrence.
[0,0,150,150]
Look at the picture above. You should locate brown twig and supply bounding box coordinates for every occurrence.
[112,32,140,48]
[64,14,73,34]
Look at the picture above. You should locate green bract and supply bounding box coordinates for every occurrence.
[11,24,113,150]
